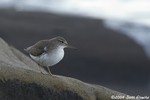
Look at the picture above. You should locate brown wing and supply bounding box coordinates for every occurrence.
[26,40,49,56]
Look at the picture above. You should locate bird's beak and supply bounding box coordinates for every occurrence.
[66,44,77,49]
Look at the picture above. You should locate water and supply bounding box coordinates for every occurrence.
[0,0,150,94]
[104,20,150,59]
[0,0,150,57]
[0,0,150,26]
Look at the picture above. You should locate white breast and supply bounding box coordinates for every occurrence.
[30,47,64,67]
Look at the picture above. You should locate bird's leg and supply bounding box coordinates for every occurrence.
[37,64,46,74]
[47,66,55,77]
[39,66,46,75]
[38,64,55,77]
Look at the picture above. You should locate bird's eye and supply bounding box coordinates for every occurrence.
[58,39,64,43]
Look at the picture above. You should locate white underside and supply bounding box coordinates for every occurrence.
[30,47,64,67]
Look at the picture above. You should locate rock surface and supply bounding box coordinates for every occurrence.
[0,37,131,100]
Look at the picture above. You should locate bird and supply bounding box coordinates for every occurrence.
[24,36,76,76]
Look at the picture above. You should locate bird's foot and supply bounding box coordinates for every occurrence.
[40,71,47,75]
[48,72,57,78]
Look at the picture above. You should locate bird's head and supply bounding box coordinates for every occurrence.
[51,36,76,49]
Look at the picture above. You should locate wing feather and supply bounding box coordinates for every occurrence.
[26,40,49,56]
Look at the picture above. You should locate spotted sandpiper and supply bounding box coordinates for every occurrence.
[24,36,76,76]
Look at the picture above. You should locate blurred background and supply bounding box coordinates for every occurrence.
[0,0,150,95]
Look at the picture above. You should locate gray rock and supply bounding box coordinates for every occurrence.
[0,37,135,100]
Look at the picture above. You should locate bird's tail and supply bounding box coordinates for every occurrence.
[24,48,28,52]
